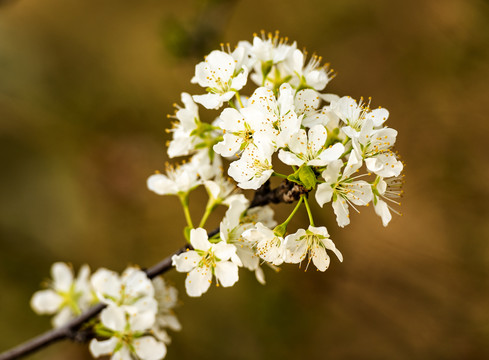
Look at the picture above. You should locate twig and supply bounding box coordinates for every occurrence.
[0,179,305,360]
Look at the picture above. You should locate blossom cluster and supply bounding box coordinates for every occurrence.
[31,263,180,360]
[148,31,405,297]
[28,31,405,359]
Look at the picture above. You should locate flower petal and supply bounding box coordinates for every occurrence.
[172,251,201,273]
[190,228,211,251]
[89,337,119,358]
[185,266,212,297]
[214,261,239,287]
[134,336,167,360]
[51,262,73,292]
[100,305,126,332]
[30,290,63,314]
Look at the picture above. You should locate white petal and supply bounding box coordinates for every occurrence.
[287,129,308,158]
[123,269,154,299]
[100,306,126,332]
[192,93,224,110]
[213,133,242,157]
[213,241,237,261]
[278,149,303,166]
[322,238,344,262]
[172,251,201,273]
[185,266,212,297]
[332,198,350,227]
[308,125,327,155]
[89,338,119,358]
[30,290,63,314]
[368,108,389,127]
[134,336,167,360]
[190,228,211,251]
[204,180,221,199]
[147,174,177,195]
[129,310,156,332]
[231,67,248,91]
[51,262,73,292]
[374,198,392,227]
[127,296,158,317]
[321,159,343,183]
[255,267,266,285]
[307,225,329,238]
[311,244,330,272]
[315,142,344,165]
[344,180,373,206]
[215,261,239,287]
[366,155,403,177]
[111,347,132,360]
[284,230,308,264]
[315,183,333,207]
[91,268,121,301]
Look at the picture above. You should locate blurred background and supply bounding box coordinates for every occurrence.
[1,0,489,359]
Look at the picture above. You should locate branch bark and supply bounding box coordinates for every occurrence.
[0,179,306,360]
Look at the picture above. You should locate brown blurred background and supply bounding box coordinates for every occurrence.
[1,0,489,359]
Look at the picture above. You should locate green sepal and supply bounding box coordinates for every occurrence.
[298,166,317,190]
[273,223,287,238]
[113,342,123,354]
[287,169,301,184]
[261,60,273,80]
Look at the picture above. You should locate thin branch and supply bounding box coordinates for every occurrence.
[0,179,306,360]
[0,244,190,360]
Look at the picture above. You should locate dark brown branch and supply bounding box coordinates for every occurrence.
[0,179,306,360]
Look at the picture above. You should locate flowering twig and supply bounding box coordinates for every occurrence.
[8,32,405,360]
[0,244,190,360]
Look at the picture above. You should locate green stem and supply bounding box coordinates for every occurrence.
[274,197,304,236]
[199,198,217,228]
[284,196,303,226]
[178,193,194,229]
[272,172,288,179]
[302,195,315,226]
[228,100,237,109]
[235,92,244,108]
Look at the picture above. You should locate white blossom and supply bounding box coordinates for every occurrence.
[213,106,270,157]
[315,160,373,227]
[172,228,240,297]
[372,175,404,226]
[192,50,248,109]
[248,84,301,148]
[242,222,285,266]
[147,163,201,196]
[331,96,388,136]
[228,135,275,190]
[219,199,268,284]
[30,262,92,327]
[348,119,403,178]
[278,124,344,167]
[284,226,342,271]
[89,305,166,360]
[189,149,223,181]
[246,32,297,88]
[167,93,200,158]
[286,49,331,91]
[91,267,157,318]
